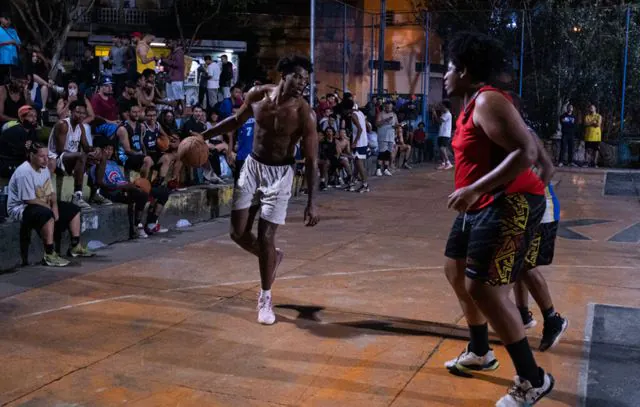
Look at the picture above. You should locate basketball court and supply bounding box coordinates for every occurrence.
[0,167,638,406]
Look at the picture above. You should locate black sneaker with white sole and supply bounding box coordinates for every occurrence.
[496,369,554,406]
[539,313,568,352]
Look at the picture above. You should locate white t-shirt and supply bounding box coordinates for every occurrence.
[438,110,452,139]
[7,162,53,221]
[351,110,368,148]
[206,62,221,89]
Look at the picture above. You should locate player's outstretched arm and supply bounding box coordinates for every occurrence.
[200,86,267,138]
[302,106,319,227]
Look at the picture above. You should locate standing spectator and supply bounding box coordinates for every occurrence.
[136,34,157,74]
[219,54,234,99]
[344,100,369,193]
[558,104,576,167]
[125,35,138,82]
[0,11,20,84]
[375,101,397,176]
[217,84,242,120]
[412,122,426,163]
[91,78,118,121]
[8,142,95,267]
[163,40,185,111]
[583,104,602,168]
[205,55,221,109]
[0,105,38,177]
[47,100,93,209]
[79,48,100,95]
[109,36,128,97]
[436,100,453,170]
[0,70,29,129]
[197,58,210,107]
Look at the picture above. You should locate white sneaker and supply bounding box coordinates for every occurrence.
[71,194,92,210]
[496,371,555,406]
[375,168,383,177]
[137,228,149,239]
[383,169,393,176]
[444,162,454,170]
[444,344,500,372]
[257,294,276,325]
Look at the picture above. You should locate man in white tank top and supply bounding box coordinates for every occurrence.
[47,100,96,209]
[344,100,369,193]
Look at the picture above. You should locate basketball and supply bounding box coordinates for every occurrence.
[133,177,151,194]
[156,134,170,152]
[178,136,209,167]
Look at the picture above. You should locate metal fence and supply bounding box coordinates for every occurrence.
[309,3,640,167]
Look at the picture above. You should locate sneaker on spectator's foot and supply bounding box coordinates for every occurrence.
[347,183,357,192]
[383,169,393,176]
[357,184,370,193]
[136,228,149,239]
[496,370,554,407]
[257,294,276,325]
[445,344,500,372]
[558,163,564,168]
[437,163,446,170]
[522,310,537,329]
[444,162,454,170]
[402,162,412,169]
[148,222,169,234]
[68,244,95,258]
[539,313,568,352]
[375,168,383,177]
[72,194,91,210]
[91,193,112,206]
[43,252,70,267]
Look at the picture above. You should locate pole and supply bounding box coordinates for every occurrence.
[310,0,316,108]
[422,12,429,126]
[343,3,347,93]
[377,0,386,96]
[519,10,525,97]
[369,13,375,101]
[620,6,631,143]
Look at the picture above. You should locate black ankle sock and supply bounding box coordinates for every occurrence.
[71,236,80,247]
[542,306,555,320]
[469,323,490,356]
[506,338,542,387]
[518,306,530,321]
[45,244,54,255]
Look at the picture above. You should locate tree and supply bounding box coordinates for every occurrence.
[171,0,262,53]
[8,0,96,78]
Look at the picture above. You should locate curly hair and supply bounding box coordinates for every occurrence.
[276,55,314,75]
[448,32,508,83]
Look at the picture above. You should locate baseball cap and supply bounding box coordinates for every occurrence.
[100,77,114,86]
[131,32,142,39]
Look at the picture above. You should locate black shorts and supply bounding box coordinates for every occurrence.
[22,202,80,232]
[585,141,600,151]
[445,193,545,286]
[437,137,450,148]
[124,154,146,172]
[524,221,558,269]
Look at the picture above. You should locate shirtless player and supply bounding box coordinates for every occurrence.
[202,55,320,325]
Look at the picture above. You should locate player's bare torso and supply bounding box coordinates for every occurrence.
[250,85,309,165]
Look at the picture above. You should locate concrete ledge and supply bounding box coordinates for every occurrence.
[0,184,234,272]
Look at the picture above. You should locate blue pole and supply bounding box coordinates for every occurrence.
[621,6,631,141]
[519,10,525,97]
[310,0,315,108]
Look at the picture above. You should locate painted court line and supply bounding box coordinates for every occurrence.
[15,295,144,319]
[578,302,595,407]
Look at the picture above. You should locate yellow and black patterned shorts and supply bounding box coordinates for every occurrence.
[445,192,545,286]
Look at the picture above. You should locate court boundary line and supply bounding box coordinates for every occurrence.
[577,302,595,407]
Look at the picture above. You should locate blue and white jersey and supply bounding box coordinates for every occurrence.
[236,118,255,161]
[542,183,560,224]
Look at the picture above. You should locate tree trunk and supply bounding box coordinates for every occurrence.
[48,23,73,80]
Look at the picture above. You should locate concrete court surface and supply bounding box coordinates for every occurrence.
[0,167,639,407]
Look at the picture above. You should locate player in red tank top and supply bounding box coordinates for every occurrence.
[441,32,555,406]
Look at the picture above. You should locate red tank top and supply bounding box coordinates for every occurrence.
[451,86,544,211]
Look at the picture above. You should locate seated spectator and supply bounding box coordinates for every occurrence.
[57,80,95,121]
[27,51,51,119]
[412,122,426,163]
[47,100,106,209]
[117,80,138,121]
[159,110,180,136]
[116,103,152,178]
[89,138,170,239]
[334,128,353,187]
[206,109,219,130]
[0,70,30,129]
[366,121,378,156]
[137,68,157,108]
[318,129,338,190]
[90,77,118,122]
[0,105,38,178]
[141,105,181,186]
[394,125,412,170]
[7,142,94,267]
[181,105,207,139]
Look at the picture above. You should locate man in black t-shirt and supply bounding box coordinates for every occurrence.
[181,105,207,140]
[558,104,577,167]
[117,80,138,121]
[0,105,38,177]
